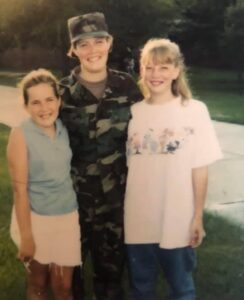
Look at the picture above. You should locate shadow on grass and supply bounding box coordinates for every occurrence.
[1,211,244,300]
[1,125,244,300]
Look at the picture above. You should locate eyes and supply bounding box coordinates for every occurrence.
[29,97,57,106]
[145,65,170,71]
[76,38,106,49]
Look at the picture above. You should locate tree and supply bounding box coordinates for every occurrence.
[89,0,179,69]
[0,0,180,72]
[223,1,244,94]
[170,0,236,66]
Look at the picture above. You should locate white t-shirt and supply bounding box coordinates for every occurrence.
[124,97,222,249]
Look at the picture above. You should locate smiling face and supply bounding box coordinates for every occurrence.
[25,83,61,131]
[73,36,112,80]
[142,60,179,96]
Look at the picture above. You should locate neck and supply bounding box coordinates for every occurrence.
[80,67,107,83]
[148,89,176,105]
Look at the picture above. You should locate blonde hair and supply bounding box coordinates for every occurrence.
[19,69,59,105]
[139,38,192,101]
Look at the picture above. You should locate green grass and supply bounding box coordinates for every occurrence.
[1,67,244,298]
[0,69,61,88]
[1,126,244,299]
[195,213,244,300]
[0,124,26,300]
[0,71,26,87]
[189,67,244,124]
[157,212,244,300]
[1,66,244,125]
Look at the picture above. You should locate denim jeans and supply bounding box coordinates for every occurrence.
[126,244,196,300]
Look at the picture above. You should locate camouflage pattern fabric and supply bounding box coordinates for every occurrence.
[68,12,109,43]
[59,66,142,299]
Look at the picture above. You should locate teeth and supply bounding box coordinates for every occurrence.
[40,114,51,119]
[151,81,163,86]
[88,56,100,62]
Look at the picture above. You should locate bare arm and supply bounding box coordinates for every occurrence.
[189,166,208,248]
[7,127,35,260]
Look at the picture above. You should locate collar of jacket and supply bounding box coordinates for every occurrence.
[61,65,126,89]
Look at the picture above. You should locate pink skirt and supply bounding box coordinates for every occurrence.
[10,207,81,266]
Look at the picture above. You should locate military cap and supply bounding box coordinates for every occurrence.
[68,12,109,44]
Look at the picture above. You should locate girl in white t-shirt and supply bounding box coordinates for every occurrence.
[124,38,222,300]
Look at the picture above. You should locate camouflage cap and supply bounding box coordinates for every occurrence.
[68,12,109,44]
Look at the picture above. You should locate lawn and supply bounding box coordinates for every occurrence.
[189,67,244,124]
[0,66,244,124]
[0,70,26,87]
[1,124,244,299]
[1,66,244,299]
[0,124,25,300]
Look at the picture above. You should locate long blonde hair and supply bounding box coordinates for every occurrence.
[139,38,192,101]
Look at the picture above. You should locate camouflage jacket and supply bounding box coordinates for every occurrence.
[59,67,142,204]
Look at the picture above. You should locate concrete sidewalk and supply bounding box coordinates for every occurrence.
[206,122,244,226]
[0,85,28,127]
[1,85,244,226]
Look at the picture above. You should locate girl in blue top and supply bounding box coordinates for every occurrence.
[7,69,81,300]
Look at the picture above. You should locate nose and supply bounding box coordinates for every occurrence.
[86,43,96,53]
[151,67,160,77]
[39,101,49,111]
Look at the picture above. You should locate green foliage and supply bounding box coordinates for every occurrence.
[90,0,179,67]
[224,2,244,68]
[0,0,179,71]
[222,2,244,93]
[1,0,243,69]
[170,0,235,66]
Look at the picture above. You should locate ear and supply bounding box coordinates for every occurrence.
[108,35,113,52]
[71,45,78,58]
[67,45,75,58]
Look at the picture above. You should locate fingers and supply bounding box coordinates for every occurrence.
[190,229,206,248]
[17,251,33,262]
[17,254,33,273]
[189,232,198,248]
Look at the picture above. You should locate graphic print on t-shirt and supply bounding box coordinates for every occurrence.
[127,126,194,155]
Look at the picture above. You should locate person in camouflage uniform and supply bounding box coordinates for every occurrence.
[59,12,142,300]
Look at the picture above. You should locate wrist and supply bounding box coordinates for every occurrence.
[21,232,33,240]
[193,212,204,220]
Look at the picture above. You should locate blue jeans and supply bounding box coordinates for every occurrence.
[126,244,196,300]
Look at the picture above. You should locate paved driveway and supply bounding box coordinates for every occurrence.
[1,85,244,226]
[207,122,244,226]
[0,85,28,127]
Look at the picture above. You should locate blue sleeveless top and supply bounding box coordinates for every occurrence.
[20,118,77,215]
